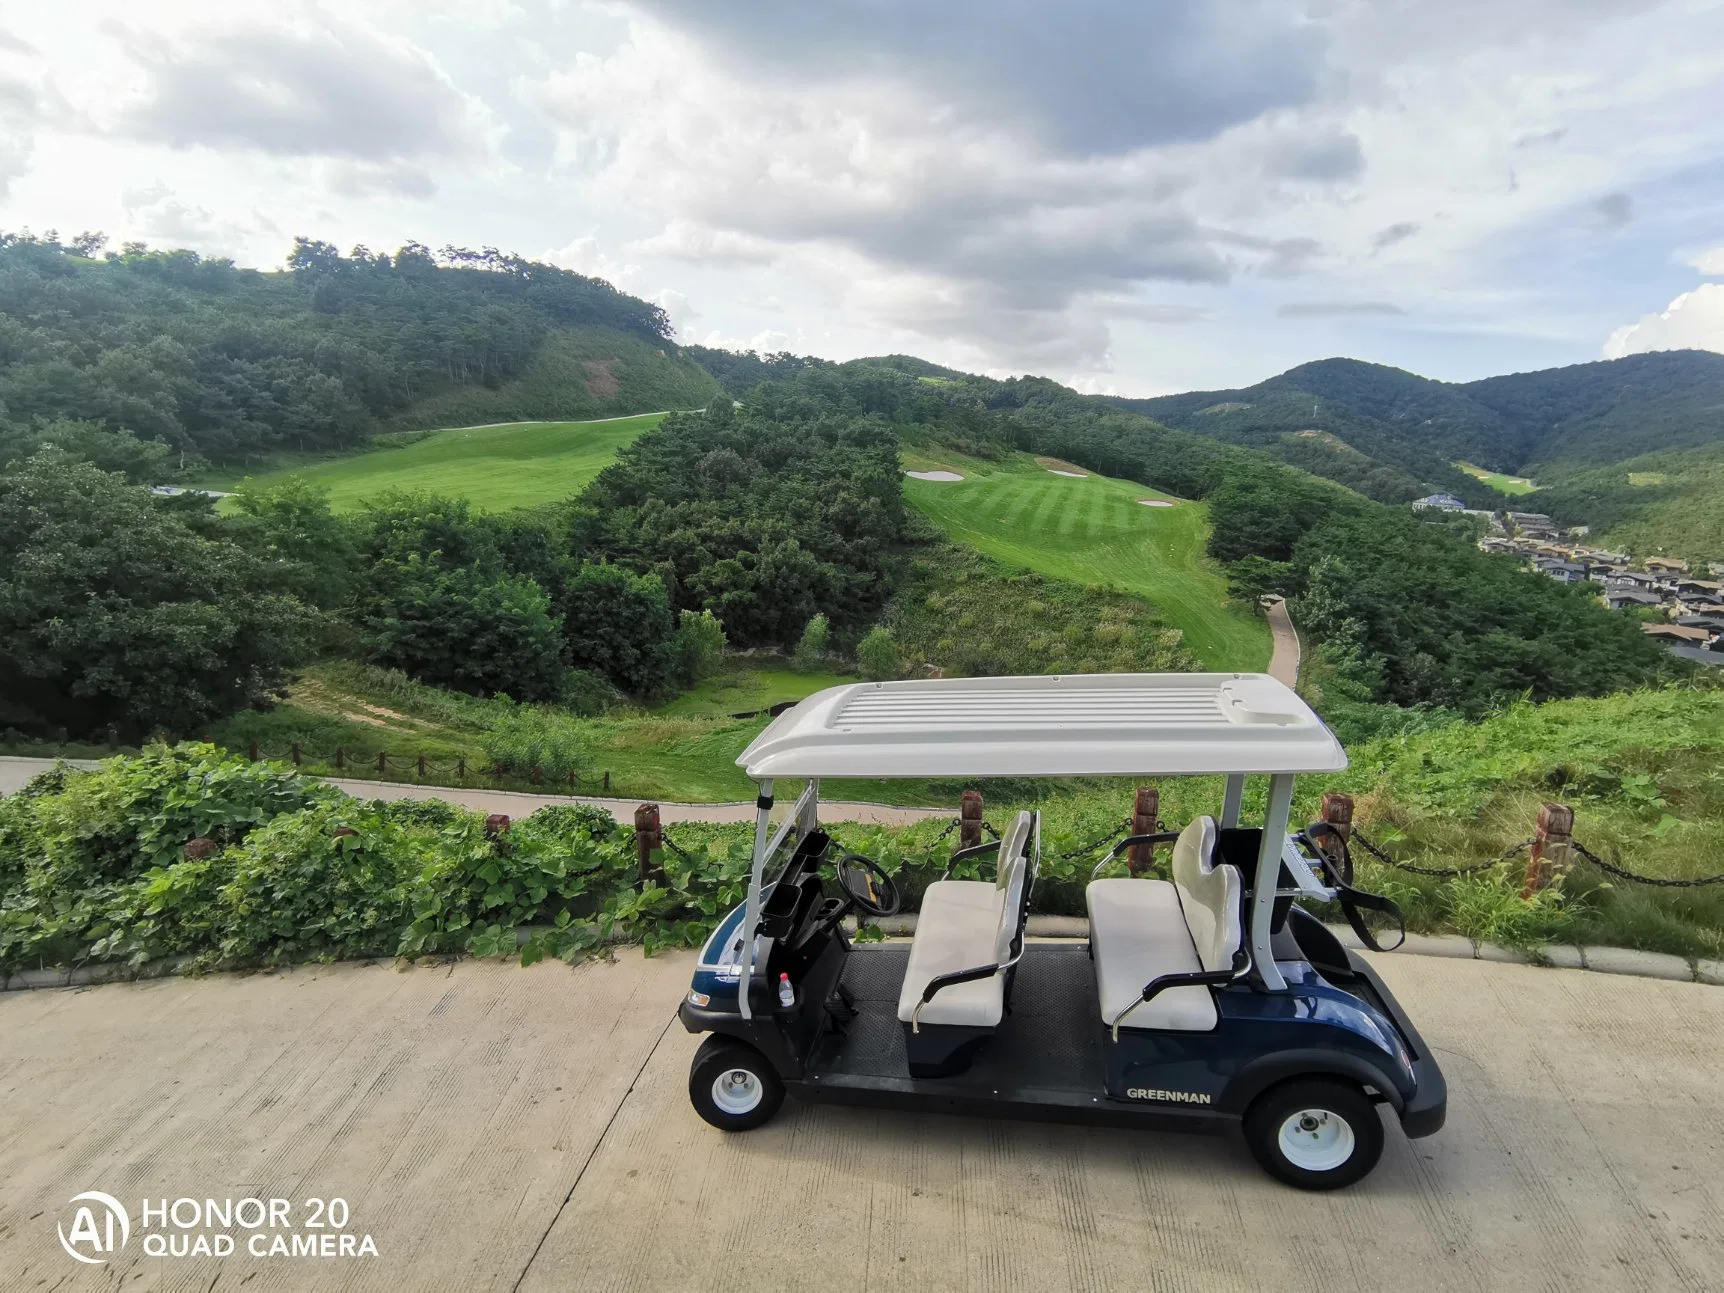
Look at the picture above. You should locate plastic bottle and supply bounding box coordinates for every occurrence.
[778,972,795,1008]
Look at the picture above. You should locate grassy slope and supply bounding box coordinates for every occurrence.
[389,327,722,430]
[652,666,856,718]
[219,414,666,513]
[1590,448,1724,564]
[1457,461,1537,495]
[899,451,1270,670]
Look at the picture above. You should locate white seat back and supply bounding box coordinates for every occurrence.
[994,811,1035,961]
[993,811,1035,889]
[1170,816,1242,972]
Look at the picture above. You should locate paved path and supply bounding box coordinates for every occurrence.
[0,757,949,826]
[2,949,1721,1290]
[1262,595,1301,687]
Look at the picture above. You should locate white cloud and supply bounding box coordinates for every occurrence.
[113,12,495,170]
[1688,246,1724,276]
[1604,283,1724,357]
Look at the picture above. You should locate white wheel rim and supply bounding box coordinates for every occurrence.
[711,1067,763,1116]
[1277,1108,1356,1173]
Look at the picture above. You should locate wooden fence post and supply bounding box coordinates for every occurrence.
[334,747,345,770]
[1523,802,1574,896]
[290,742,301,767]
[635,803,663,890]
[417,754,427,779]
[248,740,258,762]
[1128,786,1159,874]
[376,751,387,775]
[1317,792,1354,875]
[960,790,984,851]
[567,770,578,789]
[531,765,543,785]
[603,771,611,792]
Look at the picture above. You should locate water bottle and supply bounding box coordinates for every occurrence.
[778,972,795,1008]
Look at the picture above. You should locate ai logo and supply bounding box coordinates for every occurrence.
[58,1191,131,1265]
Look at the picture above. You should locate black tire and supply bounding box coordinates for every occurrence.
[689,1038,785,1132]
[1243,1078,1384,1190]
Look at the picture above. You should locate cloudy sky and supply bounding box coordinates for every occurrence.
[3,0,1722,394]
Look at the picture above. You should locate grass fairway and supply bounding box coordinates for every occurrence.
[900,453,1270,670]
[222,414,667,512]
[1457,460,1538,495]
[653,666,856,719]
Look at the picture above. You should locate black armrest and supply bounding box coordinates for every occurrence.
[1091,831,1182,879]
[1110,948,1250,1040]
[1107,831,1181,859]
[940,837,1001,880]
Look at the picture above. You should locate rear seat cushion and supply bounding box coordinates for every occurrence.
[1086,879,1218,1031]
[896,879,1006,1026]
[897,811,1037,1029]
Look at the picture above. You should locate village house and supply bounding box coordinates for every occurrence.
[1606,587,1664,611]
[1535,558,1588,583]
[1412,493,1469,512]
[1644,556,1690,574]
[1644,623,1714,646]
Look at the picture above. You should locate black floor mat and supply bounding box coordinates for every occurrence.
[813,943,1106,1093]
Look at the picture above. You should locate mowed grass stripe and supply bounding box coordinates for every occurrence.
[225,413,669,513]
[904,461,1271,671]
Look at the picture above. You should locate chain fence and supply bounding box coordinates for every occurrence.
[1352,827,1724,889]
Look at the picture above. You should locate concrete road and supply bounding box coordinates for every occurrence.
[2,951,1721,1291]
[1261,596,1301,688]
[0,756,949,826]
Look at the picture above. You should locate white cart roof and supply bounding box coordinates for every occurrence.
[736,673,1347,779]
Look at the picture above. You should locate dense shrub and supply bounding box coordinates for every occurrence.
[0,745,754,973]
[0,453,318,740]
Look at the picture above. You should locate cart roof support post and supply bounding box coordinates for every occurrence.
[738,778,775,1021]
[1221,773,1246,828]
[1252,774,1295,992]
[737,779,820,1021]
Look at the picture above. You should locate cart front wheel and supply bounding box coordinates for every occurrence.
[1244,1078,1384,1190]
[689,1038,784,1132]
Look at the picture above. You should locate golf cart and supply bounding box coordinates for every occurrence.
[678,673,1445,1189]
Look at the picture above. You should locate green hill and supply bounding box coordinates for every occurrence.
[0,233,718,468]
[898,449,1270,670]
[389,327,719,431]
[1113,349,1724,555]
[219,414,668,513]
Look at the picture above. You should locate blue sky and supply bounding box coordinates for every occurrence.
[2,0,1722,394]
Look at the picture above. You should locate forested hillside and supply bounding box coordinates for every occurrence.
[0,231,719,467]
[1115,351,1724,538]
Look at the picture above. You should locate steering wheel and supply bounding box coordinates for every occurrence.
[836,854,901,918]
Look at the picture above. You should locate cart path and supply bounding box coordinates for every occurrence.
[0,756,949,826]
[2,952,1720,1290]
[1262,595,1301,687]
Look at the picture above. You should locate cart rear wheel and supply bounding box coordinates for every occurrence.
[1244,1078,1383,1189]
[689,1038,784,1132]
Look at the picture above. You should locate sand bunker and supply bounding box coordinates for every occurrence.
[904,469,964,482]
[1137,498,1176,507]
[1048,469,1089,478]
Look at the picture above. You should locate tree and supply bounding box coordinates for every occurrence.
[0,418,173,484]
[560,563,677,696]
[227,478,357,610]
[0,452,316,738]
[792,613,830,672]
[358,560,564,702]
[674,609,728,685]
[855,626,900,681]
